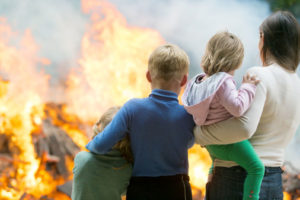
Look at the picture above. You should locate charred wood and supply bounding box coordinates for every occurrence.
[57,180,73,197]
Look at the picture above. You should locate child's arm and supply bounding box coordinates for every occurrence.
[86,103,131,154]
[194,68,266,146]
[217,74,259,117]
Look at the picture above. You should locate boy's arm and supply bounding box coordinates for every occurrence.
[86,104,131,154]
[194,79,267,146]
[217,77,256,117]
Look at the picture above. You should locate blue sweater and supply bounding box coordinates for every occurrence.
[86,89,195,177]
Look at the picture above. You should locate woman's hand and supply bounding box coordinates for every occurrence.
[243,73,260,85]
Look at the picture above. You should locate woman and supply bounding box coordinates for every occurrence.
[194,11,300,200]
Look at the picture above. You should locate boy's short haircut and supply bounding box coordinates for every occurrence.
[93,106,133,163]
[148,44,190,81]
[201,31,244,76]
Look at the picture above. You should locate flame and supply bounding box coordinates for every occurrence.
[64,0,164,123]
[284,192,292,200]
[64,1,212,196]
[0,1,212,198]
[0,18,66,199]
[189,145,211,195]
[2,0,288,199]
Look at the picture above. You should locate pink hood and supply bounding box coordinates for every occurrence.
[182,72,231,125]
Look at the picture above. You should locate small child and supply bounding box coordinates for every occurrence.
[71,106,133,200]
[86,44,195,200]
[182,31,264,200]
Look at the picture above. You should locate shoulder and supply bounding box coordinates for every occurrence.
[246,66,270,78]
[122,98,148,112]
[177,104,196,126]
[123,98,148,107]
[75,151,94,162]
[120,98,147,112]
[246,66,268,93]
[215,73,236,94]
[74,151,96,169]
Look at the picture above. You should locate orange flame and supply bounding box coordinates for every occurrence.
[0,18,66,199]
[65,1,211,196]
[0,1,245,199]
[65,0,164,123]
[189,145,211,194]
[284,192,292,200]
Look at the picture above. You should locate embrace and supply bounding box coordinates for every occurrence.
[71,11,300,200]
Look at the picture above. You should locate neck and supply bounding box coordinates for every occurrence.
[151,81,181,95]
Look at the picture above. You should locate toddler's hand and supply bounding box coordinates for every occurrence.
[243,73,260,85]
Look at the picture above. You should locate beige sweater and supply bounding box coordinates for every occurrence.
[194,63,300,167]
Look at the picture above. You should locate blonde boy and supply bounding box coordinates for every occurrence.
[86,44,195,200]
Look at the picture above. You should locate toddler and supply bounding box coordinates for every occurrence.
[182,31,264,200]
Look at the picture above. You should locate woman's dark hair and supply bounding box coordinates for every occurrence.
[260,11,300,71]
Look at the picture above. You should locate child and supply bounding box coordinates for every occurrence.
[86,44,195,200]
[71,106,133,200]
[182,31,264,200]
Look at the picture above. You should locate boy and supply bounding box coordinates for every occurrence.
[86,44,195,200]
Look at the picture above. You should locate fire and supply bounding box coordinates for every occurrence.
[189,145,211,195]
[0,18,61,199]
[0,0,271,199]
[64,0,164,123]
[64,0,211,196]
[284,192,292,200]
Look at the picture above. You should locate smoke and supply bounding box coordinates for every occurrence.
[0,0,88,81]
[0,0,299,170]
[108,0,270,79]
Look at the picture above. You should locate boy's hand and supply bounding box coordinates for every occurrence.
[242,73,260,85]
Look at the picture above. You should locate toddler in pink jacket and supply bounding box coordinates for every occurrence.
[182,31,263,200]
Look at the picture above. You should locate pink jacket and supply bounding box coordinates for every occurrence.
[182,72,256,126]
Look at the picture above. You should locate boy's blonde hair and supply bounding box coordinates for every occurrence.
[148,44,190,81]
[201,31,244,76]
[93,106,133,163]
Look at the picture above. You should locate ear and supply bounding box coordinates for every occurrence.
[180,74,188,87]
[146,71,152,83]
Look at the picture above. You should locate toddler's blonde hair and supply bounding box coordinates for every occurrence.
[93,106,133,163]
[201,31,244,76]
[148,44,190,81]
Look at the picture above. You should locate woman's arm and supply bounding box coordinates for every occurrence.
[194,72,267,146]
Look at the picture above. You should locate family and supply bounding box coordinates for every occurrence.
[71,11,300,200]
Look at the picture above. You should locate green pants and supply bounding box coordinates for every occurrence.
[206,140,265,200]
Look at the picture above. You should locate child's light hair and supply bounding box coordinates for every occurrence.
[201,31,244,76]
[93,106,133,163]
[148,44,190,81]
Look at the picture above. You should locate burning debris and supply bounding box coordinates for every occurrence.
[0,0,166,198]
[0,103,86,199]
[283,163,300,200]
